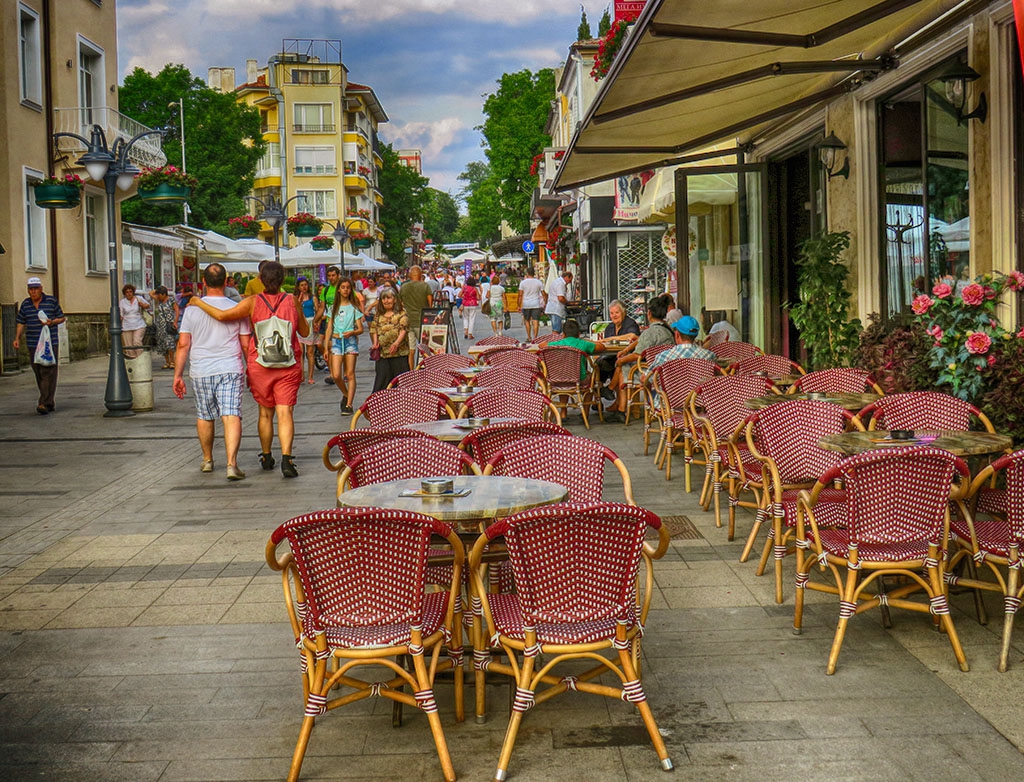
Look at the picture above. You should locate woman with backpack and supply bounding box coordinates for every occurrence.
[327,277,363,416]
[188,261,309,478]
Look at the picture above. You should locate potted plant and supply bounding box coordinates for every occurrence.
[135,165,197,203]
[310,235,334,251]
[503,275,521,312]
[287,212,322,237]
[227,214,261,238]
[34,173,85,209]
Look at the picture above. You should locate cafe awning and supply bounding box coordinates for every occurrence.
[555,0,981,190]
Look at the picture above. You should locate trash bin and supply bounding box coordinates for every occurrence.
[124,350,153,412]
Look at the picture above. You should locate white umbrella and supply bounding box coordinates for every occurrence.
[233,238,276,261]
[279,243,377,270]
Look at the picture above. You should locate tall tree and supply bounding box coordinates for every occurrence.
[377,142,429,263]
[479,68,554,234]
[117,64,265,230]
[422,188,460,247]
[577,5,593,40]
[457,161,502,245]
[598,7,612,36]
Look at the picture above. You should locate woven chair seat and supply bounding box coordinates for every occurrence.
[777,486,847,526]
[316,591,449,649]
[719,444,763,478]
[487,592,638,646]
[976,487,1006,516]
[950,518,1012,558]
[817,529,937,563]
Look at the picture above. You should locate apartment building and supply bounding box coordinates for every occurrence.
[1,0,164,370]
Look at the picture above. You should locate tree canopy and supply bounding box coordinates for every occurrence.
[598,8,612,36]
[377,142,429,264]
[578,6,593,40]
[421,187,460,247]
[457,161,502,246]
[117,64,265,230]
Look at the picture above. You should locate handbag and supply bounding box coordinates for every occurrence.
[141,306,153,326]
[369,345,381,361]
[481,299,491,316]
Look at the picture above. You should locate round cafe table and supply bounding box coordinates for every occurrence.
[818,430,1013,458]
[746,392,880,411]
[467,343,540,358]
[432,386,480,404]
[401,417,524,442]
[337,475,568,524]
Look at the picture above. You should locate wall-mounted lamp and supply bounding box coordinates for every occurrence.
[816,132,850,180]
[938,60,987,124]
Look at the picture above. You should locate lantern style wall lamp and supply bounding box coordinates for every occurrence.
[816,132,850,180]
[938,60,987,124]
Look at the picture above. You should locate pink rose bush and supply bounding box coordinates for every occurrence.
[932,283,953,299]
[960,283,985,306]
[965,332,992,354]
[911,295,933,315]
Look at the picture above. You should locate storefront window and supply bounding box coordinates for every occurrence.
[880,55,971,317]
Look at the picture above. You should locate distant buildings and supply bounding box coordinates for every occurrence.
[397,149,422,174]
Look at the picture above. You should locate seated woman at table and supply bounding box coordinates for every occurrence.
[595,299,640,398]
[604,295,675,421]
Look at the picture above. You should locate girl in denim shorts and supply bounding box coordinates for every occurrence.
[327,277,364,415]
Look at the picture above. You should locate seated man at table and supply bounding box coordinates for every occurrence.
[595,299,640,399]
[644,315,716,378]
[603,295,675,421]
[549,319,596,381]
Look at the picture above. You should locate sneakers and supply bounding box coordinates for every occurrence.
[200,459,214,473]
[259,452,276,471]
[340,402,353,416]
[324,376,335,385]
[281,455,298,478]
[226,464,246,481]
[599,386,615,400]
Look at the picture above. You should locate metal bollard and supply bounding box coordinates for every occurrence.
[123,348,153,412]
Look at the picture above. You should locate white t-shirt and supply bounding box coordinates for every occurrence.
[519,277,544,309]
[480,281,491,301]
[179,296,251,378]
[709,320,741,342]
[489,284,505,304]
[544,276,568,317]
[120,297,147,331]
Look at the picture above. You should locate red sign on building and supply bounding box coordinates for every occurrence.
[614,1,647,23]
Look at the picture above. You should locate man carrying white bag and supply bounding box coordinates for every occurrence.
[14,277,65,415]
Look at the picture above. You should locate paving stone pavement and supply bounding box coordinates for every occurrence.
[1,320,1022,781]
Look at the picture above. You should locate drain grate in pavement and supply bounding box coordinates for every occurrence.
[659,515,702,540]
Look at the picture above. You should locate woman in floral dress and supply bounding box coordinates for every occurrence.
[151,285,179,369]
[369,287,409,392]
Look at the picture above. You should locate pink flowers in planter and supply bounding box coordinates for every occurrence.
[965,332,992,355]
[932,282,953,299]
[911,295,934,315]
[960,283,985,306]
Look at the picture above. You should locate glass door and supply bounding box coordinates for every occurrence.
[675,164,768,346]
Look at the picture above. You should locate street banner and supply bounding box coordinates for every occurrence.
[613,170,653,222]
[615,1,647,23]
[1015,0,1024,77]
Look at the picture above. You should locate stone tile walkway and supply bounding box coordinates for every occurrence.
[0,319,1021,780]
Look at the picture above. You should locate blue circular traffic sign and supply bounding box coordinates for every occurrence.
[522,241,535,253]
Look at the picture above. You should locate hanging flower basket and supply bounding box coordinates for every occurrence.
[353,237,372,249]
[227,215,261,238]
[135,166,196,204]
[34,174,84,209]
[310,235,334,251]
[287,212,323,237]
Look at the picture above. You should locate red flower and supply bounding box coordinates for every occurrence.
[988,353,997,367]
[984,286,997,300]
[960,283,985,305]
[965,332,992,354]
[932,283,952,299]
[911,294,933,315]
[926,324,943,345]
[1007,270,1024,290]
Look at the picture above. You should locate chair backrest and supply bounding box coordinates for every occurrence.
[704,330,729,348]
[475,334,519,347]
[747,399,855,484]
[388,368,466,390]
[464,388,558,423]
[815,447,966,547]
[793,368,876,394]
[485,434,633,503]
[323,428,435,472]
[530,332,561,345]
[481,347,540,371]
[471,365,543,391]
[269,508,447,630]
[969,449,1024,548]
[709,341,762,361]
[692,375,776,443]
[421,353,475,372]
[538,346,589,386]
[343,437,478,488]
[859,391,991,432]
[353,388,453,431]
[651,357,721,410]
[484,503,658,624]
[639,343,673,366]
[458,420,571,464]
[732,353,804,379]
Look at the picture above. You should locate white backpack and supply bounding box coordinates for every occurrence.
[254,294,296,369]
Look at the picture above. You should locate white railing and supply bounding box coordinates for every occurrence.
[53,107,167,170]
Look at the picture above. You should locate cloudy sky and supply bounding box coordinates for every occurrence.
[117,0,601,201]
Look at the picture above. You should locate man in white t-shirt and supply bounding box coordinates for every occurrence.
[517,266,546,341]
[543,270,573,334]
[708,318,741,343]
[173,263,252,481]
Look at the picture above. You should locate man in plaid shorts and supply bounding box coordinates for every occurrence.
[173,263,251,481]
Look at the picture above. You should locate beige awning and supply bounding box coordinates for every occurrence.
[555,0,981,190]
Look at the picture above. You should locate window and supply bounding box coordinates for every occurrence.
[78,37,105,126]
[23,169,48,270]
[879,54,971,317]
[293,103,334,133]
[295,190,336,219]
[18,4,42,106]
[294,146,336,175]
[257,142,281,176]
[84,192,106,274]
[291,69,330,85]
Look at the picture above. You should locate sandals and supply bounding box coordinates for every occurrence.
[259,452,276,471]
[281,455,298,478]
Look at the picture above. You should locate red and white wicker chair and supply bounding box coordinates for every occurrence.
[856,391,995,432]
[421,352,475,372]
[388,368,467,390]
[266,508,464,782]
[647,357,721,485]
[703,329,730,348]
[471,365,546,393]
[480,347,542,372]
[709,341,762,363]
[457,388,561,425]
[475,334,519,347]
[468,502,674,778]
[743,399,864,603]
[793,447,970,674]
[789,368,882,394]
[622,343,673,426]
[338,437,480,492]
[350,389,456,431]
[457,420,571,465]
[688,375,776,533]
[949,449,1024,671]
[730,353,805,379]
[529,332,561,345]
[322,427,436,473]
[538,346,600,429]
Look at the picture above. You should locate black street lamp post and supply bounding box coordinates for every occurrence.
[246,194,308,262]
[54,124,165,417]
[323,220,361,276]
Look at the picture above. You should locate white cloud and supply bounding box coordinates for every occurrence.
[200,0,578,25]
[387,117,466,161]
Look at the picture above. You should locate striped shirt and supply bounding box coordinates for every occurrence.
[16,294,64,352]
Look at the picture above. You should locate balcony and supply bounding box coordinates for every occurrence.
[344,128,369,148]
[53,107,166,169]
[344,173,367,191]
[293,124,336,134]
[373,188,383,205]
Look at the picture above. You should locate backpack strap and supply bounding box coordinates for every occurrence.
[259,292,284,315]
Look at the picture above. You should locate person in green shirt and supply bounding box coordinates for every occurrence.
[549,319,596,382]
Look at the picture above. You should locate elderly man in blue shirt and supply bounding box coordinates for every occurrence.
[13,276,66,415]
